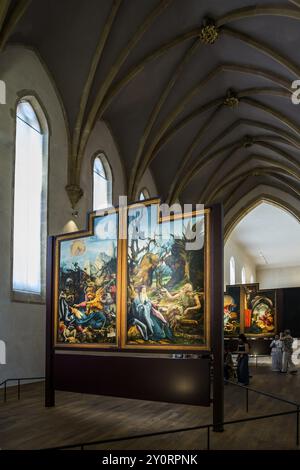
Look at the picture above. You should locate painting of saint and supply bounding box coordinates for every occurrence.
[124,203,209,349]
[55,211,119,346]
[242,283,259,333]
[246,289,276,335]
[224,286,240,336]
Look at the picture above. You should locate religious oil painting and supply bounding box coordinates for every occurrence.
[224,286,241,336]
[55,211,119,347]
[243,285,276,336]
[124,202,210,350]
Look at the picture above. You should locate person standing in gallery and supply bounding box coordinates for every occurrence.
[224,344,234,381]
[270,334,282,372]
[280,330,297,374]
[236,334,250,385]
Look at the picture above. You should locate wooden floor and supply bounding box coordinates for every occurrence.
[0,364,299,450]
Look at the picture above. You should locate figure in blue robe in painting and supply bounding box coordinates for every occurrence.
[71,308,107,329]
[127,308,149,340]
[70,286,107,329]
[130,286,173,341]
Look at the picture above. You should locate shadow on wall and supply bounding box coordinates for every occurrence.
[0,340,6,365]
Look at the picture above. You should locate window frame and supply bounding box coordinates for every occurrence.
[92,152,113,211]
[11,94,49,304]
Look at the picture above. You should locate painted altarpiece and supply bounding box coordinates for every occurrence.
[224,283,277,337]
[53,200,211,351]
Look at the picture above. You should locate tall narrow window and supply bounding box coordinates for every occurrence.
[139,188,150,201]
[13,99,48,298]
[0,340,6,365]
[241,266,246,284]
[229,256,235,285]
[93,153,112,210]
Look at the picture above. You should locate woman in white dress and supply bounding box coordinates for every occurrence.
[270,335,282,371]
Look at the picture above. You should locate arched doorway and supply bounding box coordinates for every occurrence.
[225,199,300,289]
[224,198,300,388]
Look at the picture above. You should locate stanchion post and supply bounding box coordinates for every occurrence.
[45,237,56,407]
[296,405,299,447]
[211,204,224,432]
[207,426,210,450]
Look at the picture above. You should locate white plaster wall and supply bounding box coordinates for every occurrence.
[0,45,70,382]
[224,237,256,289]
[257,266,300,289]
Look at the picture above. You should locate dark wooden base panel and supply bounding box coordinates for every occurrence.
[54,354,211,406]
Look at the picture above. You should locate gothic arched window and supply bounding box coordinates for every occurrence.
[93,153,112,210]
[138,188,150,201]
[13,98,48,299]
[229,256,236,285]
[241,266,246,284]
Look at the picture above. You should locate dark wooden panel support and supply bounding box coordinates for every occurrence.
[281,287,300,337]
[211,204,224,431]
[276,288,284,334]
[54,354,211,406]
[45,236,55,407]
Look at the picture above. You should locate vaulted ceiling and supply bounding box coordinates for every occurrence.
[1,0,300,215]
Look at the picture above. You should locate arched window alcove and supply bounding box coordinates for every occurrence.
[241,266,246,284]
[12,97,48,301]
[229,256,236,285]
[93,153,112,210]
[138,188,150,201]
